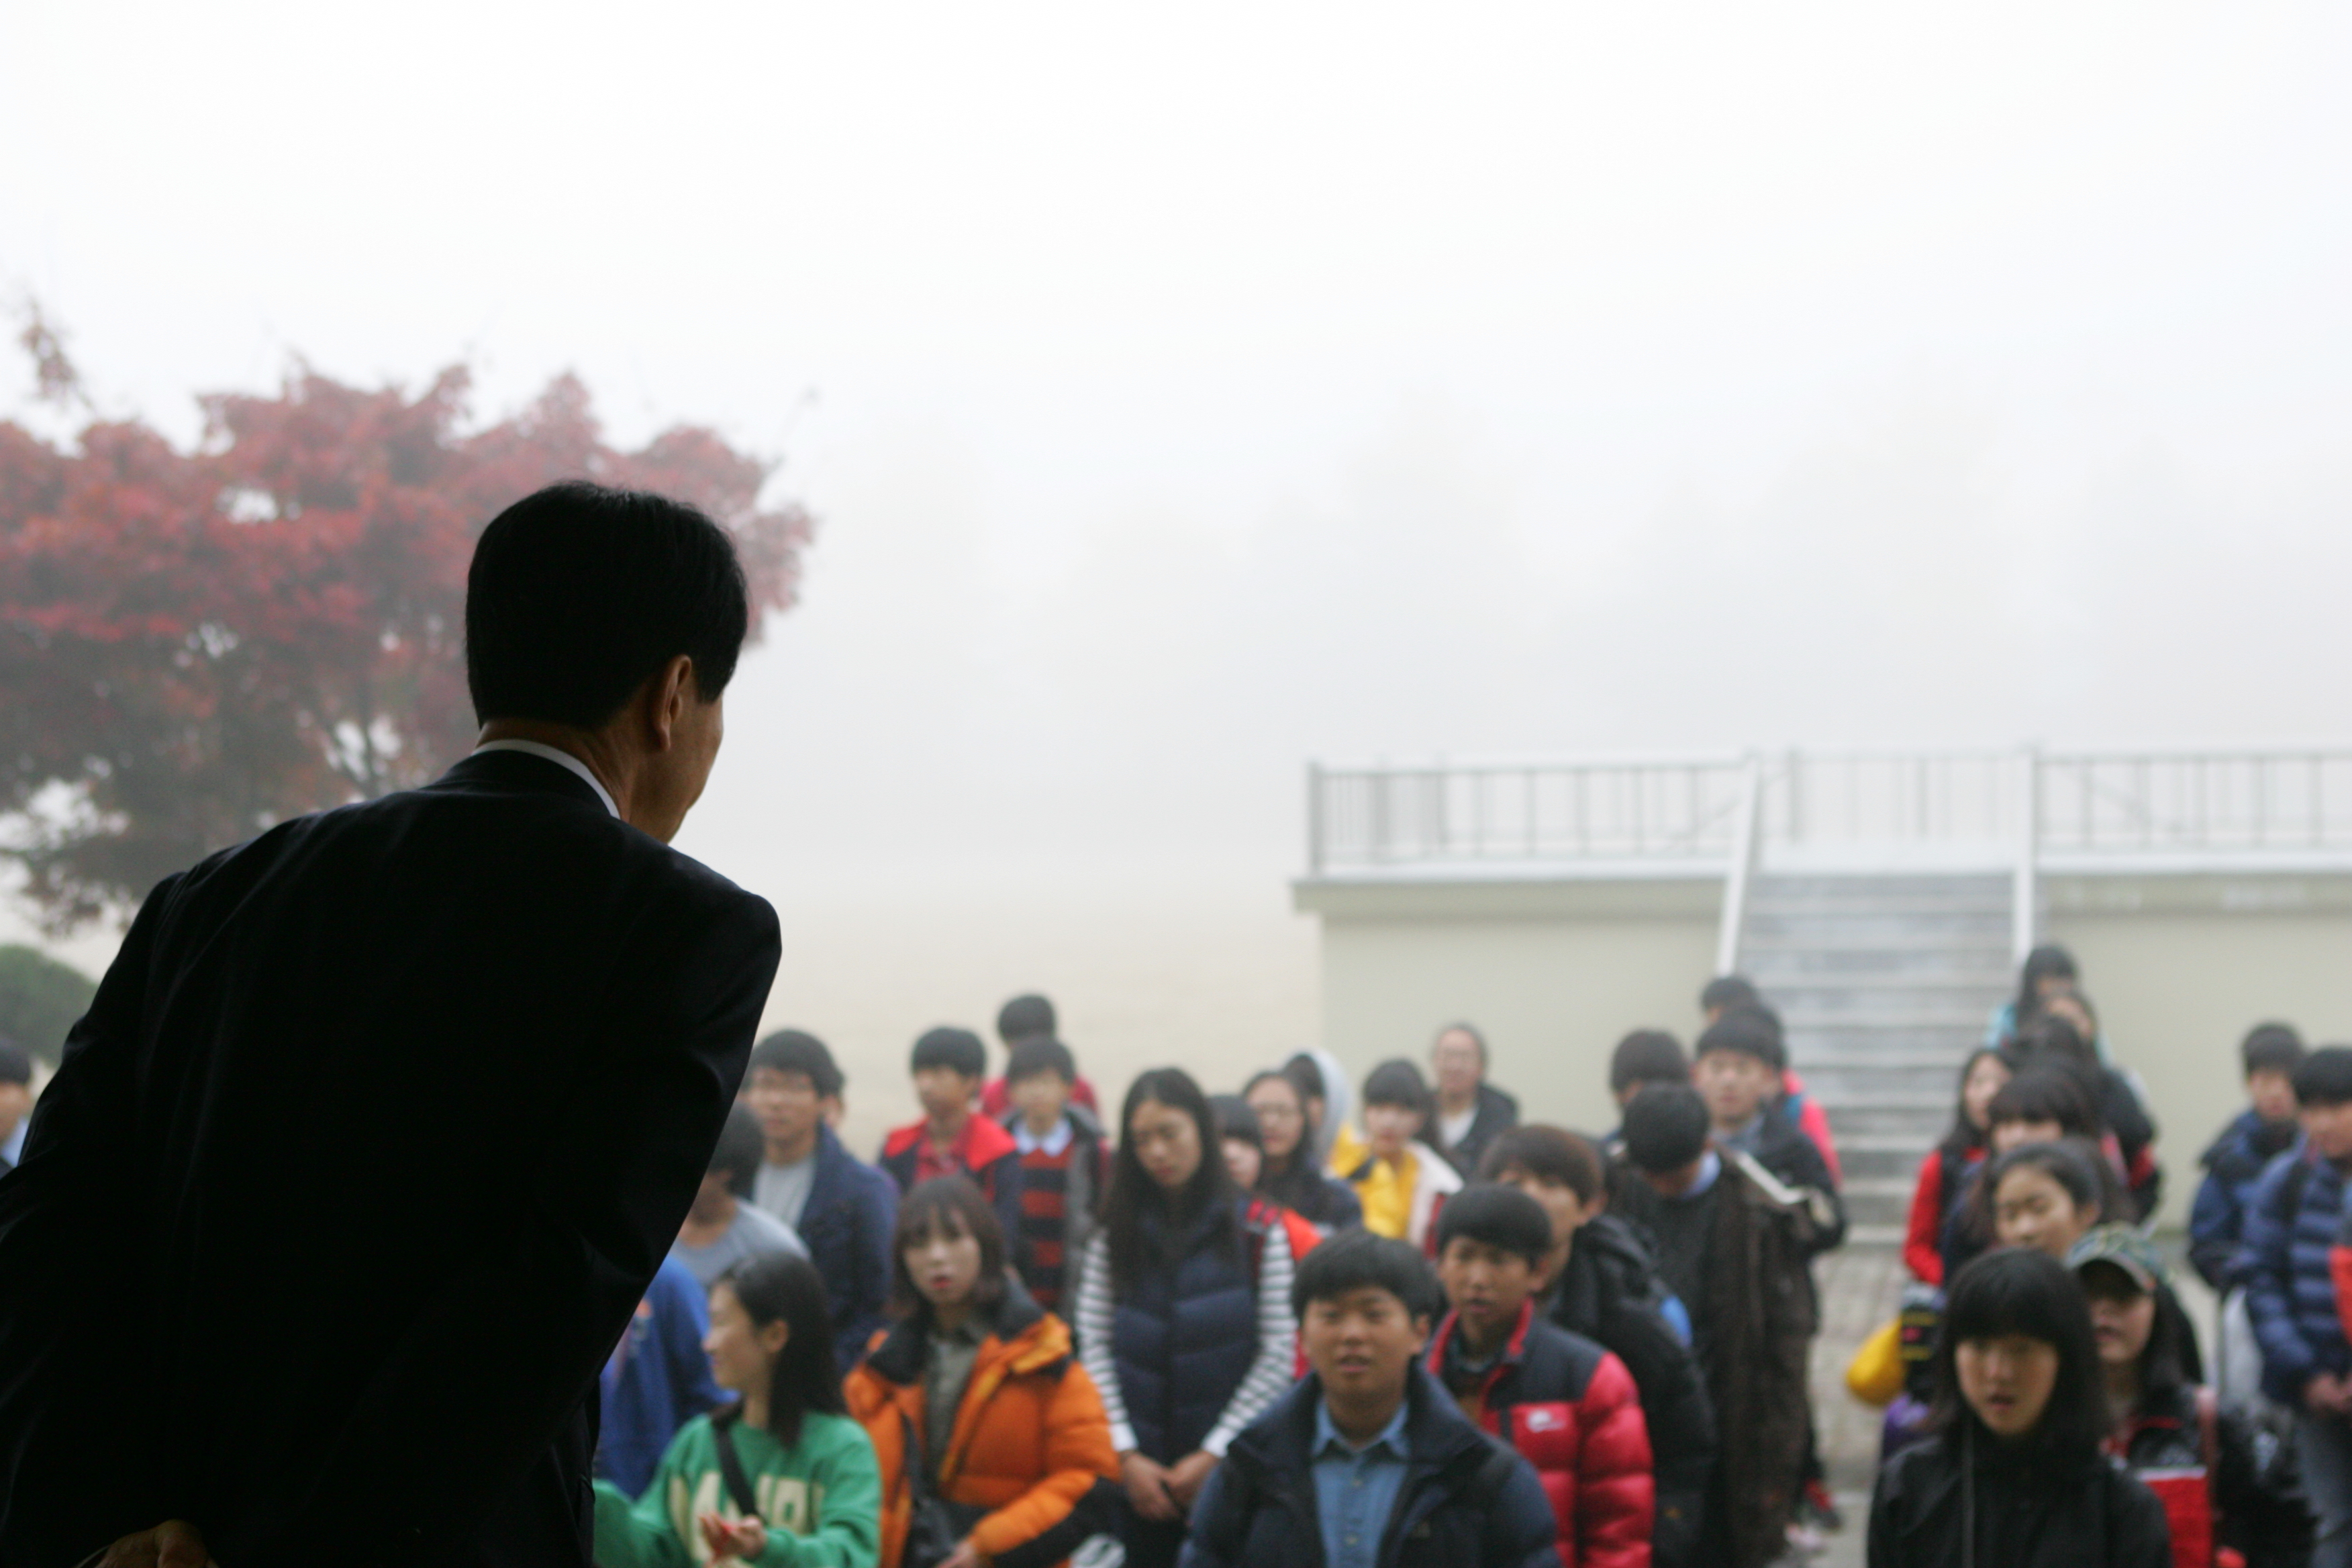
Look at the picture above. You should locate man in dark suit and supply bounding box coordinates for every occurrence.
[0,482,783,1568]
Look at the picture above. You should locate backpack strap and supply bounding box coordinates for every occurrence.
[710,1410,762,1518]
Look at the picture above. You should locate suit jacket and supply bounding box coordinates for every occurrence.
[0,750,780,1568]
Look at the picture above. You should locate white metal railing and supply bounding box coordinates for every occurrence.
[1306,756,1751,874]
[1307,746,2352,875]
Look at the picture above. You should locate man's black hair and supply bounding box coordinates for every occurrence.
[997,993,1056,1046]
[1291,1228,1441,1323]
[467,481,750,730]
[910,1026,987,1080]
[1211,1093,1263,1152]
[2243,1023,2306,1079]
[1361,1057,1434,1118]
[1003,1036,1077,1087]
[0,1041,30,1086]
[1932,1246,2108,1461]
[1621,1083,1710,1174]
[2294,1046,2352,1108]
[1434,1183,1554,1269]
[1608,1030,1689,1095]
[709,1102,765,1192]
[1694,1010,1781,1072]
[1699,975,1761,1014]
[748,1029,844,1100]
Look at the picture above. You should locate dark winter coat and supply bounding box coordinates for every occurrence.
[2238,1142,2351,1406]
[2190,1109,2299,1291]
[798,1121,903,1372]
[1547,1213,1714,1568]
[1437,1082,1523,1178]
[1866,1430,2171,1568]
[1176,1367,1564,1568]
[1741,1106,1847,1259]
[1614,1151,1820,1568]
[1428,1301,1653,1568]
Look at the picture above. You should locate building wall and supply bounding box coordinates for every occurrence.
[2045,872,2352,1226]
[1298,875,1720,1138]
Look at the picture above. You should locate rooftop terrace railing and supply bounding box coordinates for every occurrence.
[1306,746,2352,875]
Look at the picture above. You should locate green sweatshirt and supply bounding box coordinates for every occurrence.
[592,1409,881,1568]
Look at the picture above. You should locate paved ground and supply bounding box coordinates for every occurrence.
[1798,1243,1909,1568]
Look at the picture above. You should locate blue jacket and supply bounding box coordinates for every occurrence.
[1178,1367,1562,1568]
[1112,1202,1263,1463]
[2238,1142,2351,1405]
[595,1256,724,1498]
[798,1122,900,1373]
[2190,1108,2301,1291]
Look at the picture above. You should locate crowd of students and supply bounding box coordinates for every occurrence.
[585,956,2352,1568]
[1871,944,2352,1568]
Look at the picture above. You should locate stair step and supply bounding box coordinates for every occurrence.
[1748,888,2011,912]
[1744,954,2012,984]
[1747,914,2011,942]
[1751,875,2011,897]
[1732,872,2016,1237]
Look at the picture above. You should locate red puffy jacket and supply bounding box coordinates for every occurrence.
[1428,1300,1655,1568]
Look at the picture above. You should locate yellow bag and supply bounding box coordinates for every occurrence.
[1845,1318,1905,1406]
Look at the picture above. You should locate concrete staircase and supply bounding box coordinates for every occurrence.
[1738,873,2016,1244]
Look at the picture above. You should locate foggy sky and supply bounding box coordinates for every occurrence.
[6,1,2351,973]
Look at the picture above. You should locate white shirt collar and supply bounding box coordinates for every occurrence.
[1014,1116,1073,1157]
[471,740,620,819]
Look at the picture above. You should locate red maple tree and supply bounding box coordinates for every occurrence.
[0,315,810,931]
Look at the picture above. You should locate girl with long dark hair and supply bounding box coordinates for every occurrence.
[1906,1049,2013,1285]
[1072,1067,1299,1568]
[592,1252,881,1568]
[1240,1069,1362,1232]
[844,1177,1118,1568]
[1867,1246,2170,1567]
[1943,1081,2129,1282]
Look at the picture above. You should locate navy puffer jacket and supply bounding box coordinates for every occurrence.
[2237,1142,2350,1406]
[1111,1201,1260,1462]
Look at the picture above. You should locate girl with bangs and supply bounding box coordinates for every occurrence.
[845,1177,1118,1568]
[1868,1246,2170,1567]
